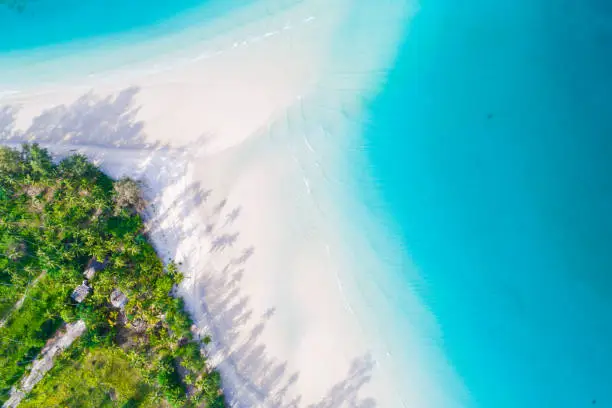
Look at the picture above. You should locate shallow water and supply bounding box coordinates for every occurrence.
[365,0,612,406]
[0,0,249,52]
[0,0,304,86]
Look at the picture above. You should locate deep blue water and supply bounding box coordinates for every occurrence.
[366,0,612,406]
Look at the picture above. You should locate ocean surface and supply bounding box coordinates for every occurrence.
[0,0,253,53]
[365,0,612,406]
[0,0,299,86]
[2,0,612,406]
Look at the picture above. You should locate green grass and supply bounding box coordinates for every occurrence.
[0,275,71,393]
[21,348,148,408]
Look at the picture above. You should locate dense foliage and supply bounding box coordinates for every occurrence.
[0,144,225,407]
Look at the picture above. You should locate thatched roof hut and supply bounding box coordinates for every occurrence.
[110,288,128,310]
[71,281,90,303]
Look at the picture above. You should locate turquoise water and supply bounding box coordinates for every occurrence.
[0,0,302,85]
[0,0,252,53]
[366,0,612,406]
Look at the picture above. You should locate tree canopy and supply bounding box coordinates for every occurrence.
[0,144,225,408]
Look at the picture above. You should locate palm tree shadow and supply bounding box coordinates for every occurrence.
[1,87,154,148]
[160,187,378,408]
[0,105,19,139]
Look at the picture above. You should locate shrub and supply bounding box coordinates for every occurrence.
[113,177,146,214]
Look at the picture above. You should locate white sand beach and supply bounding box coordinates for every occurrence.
[1,0,466,406]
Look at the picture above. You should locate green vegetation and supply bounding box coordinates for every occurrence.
[0,144,225,407]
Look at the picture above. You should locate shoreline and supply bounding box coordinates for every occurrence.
[0,0,464,406]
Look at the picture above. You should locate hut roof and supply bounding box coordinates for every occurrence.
[110,288,128,309]
[71,281,90,303]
